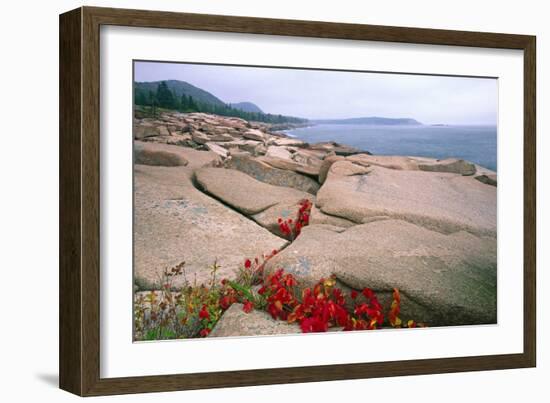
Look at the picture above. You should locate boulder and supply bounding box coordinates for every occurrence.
[346,154,419,170]
[205,142,229,159]
[191,131,210,145]
[227,148,251,158]
[292,149,324,167]
[317,162,496,237]
[217,139,262,154]
[297,148,328,160]
[346,155,478,176]
[134,165,287,288]
[134,142,189,167]
[309,141,364,156]
[266,146,293,160]
[202,118,221,126]
[252,198,314,239]
[209,303,300,337]
[243,129,267,141]
[418,158,477,176]
[142,133,192,146]
[309,204,355,228]
[225,155,320,194]
[134,122,161,139]
[259,156,321,177]
[265,221,497,326]
[195,167,313,215]
[474,165,497,186]
[253,143,267,156]
[223,117,248,129]
[272,138,307,147]
[157,126,170,136]
[202,125,232,134]
[318,155,345,184]
[328,160,371,177]
[475,173,497,186]
[207,133,234,142]
[135,141,221,171]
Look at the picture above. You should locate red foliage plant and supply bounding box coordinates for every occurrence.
[234,266,424,334]
[197,201,424,337]
[258,270,387,332]
[278,199,312,240]
[134,181,424,340]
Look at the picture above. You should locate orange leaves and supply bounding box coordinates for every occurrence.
[389,288,402,328]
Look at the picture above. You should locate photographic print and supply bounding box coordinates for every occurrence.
[132,61,497,341]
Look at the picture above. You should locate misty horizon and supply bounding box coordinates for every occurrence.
[134,61,498,125]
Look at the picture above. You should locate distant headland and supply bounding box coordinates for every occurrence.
[311,117,423,125]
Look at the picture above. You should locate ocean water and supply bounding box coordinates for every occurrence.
[286,124,497,171]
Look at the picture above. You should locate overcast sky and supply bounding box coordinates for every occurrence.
[134,61,497,125]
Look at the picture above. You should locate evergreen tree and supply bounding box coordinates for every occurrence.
[148,90,158,117]
[188,96,198,111]
[180,94,189,111]
[134,88,147,105]
[155,81,176,109]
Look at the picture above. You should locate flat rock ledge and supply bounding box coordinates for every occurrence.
[317,161,497,237]
[134,142,189,167]
[135,141,221,171]
[195,167,312,214]
[134,165,287,288]
[195,166,315,238]
[346,154,478,176]
[225,154,320,194]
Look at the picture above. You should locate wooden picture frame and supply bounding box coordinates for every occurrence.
[59,6,536,396]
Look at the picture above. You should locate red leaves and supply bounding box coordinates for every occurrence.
[255,269,421,334]
[201,263,421,338]
[349,287,384,329]
[199,305,210,320]
[198,305,213,337]
[219,294,236,310]
[262,269,297,321]
[300,316,328,333]
[278,218,293,238]
[242,300,254,313]
[288,275,350,332]
[277,199,312,240]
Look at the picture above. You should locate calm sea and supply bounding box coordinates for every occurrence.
[286,124,497,171]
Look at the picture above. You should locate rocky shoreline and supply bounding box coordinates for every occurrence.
[133,111,497,334]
